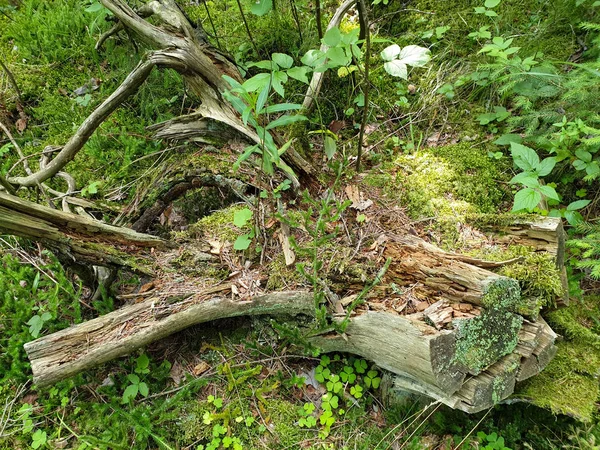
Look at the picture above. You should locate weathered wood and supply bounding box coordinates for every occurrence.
[25,289,314,387]
[384,235,537,317]
[312,311,466,394]
[0,192,164,273]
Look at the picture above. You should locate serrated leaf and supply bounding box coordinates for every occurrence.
[242,73,271,92]
[384,60,408,79]
[301,49,325,67]
[250,0,272,16]
[539,185,559,201]
[122,384,139,403]
[138,382,149,397]
[380,44,401,61]
[127,374,140,384]
[494,134,522,145]
[287,66,310,84]
[536,157,557,177]
[512,188,541,212]
[509,172,539,187]
[233,208,253,227]
[511,142,540,172]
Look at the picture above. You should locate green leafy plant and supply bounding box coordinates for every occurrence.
[380,44,431,79]
[122,354,151,403]
[476,431,512,450]
[232,207,254,251]
[474,0,503,17]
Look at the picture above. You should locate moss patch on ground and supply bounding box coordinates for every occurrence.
[365,142,508,221]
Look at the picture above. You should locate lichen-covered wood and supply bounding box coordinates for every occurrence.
[3,192,563,413]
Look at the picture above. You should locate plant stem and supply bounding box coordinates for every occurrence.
[315,0,323,40]
[356,0,371,173]
[234,0,260,57]
[202,0,222,50]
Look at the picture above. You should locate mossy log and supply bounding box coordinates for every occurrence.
[3,193,562,412]
[0,192,164,274]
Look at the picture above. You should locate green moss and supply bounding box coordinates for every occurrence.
[466,245,564,312]
[481,277,521,311]
[546,296,600,349]
[188,204,250,243]
[454,309,523,374]
[517,341,600,421]
[365,143,507,221]
[266,254,304,290]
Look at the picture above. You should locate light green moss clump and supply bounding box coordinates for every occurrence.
[365,143,507,221]
[546,296,600,350]
[453,309,523,374]
[188,204,249,243]
[517,342,600,421]
[468,245,564,310]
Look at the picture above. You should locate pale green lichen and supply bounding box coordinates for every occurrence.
[453,309,523,374]
[481,277,521,311]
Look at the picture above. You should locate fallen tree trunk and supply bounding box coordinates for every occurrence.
[0,193,564,412]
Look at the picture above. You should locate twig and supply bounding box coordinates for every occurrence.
[315,0,323,40]
[234,0,259,57]
[356,0,371,173]
[202,0,221,50]
[0,120,31,175]
[0,59,22,102]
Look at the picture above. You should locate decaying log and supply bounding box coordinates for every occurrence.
[3,192,562,413]
[0,192,164,273]
[25,288,314,387]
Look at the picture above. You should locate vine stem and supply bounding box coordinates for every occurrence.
[356,0,371,173]
[234,0,260,57]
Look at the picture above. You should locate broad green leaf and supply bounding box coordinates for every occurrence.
[539,185,560,201]
[325,46,348,66]
[485,0,501,7]
[397,45,431,67]
[271,71,288,97]
[234,234,252,251]
[510,142,540,172]
[138,382,149,397]
[485,9,498,16]
[323,27,341,47]
[575,148,593,163]
[509,172,539,187]
[242,73,271,92]
[324,136,336,159]
[536,157,557,177]
[248,60,277,70]
[301,49,325,67]
[567,199,591,211]
[494,133,522,145]
[250,0,272,16]
[265,114,308,130]
[384,60,408,79]
[122,384,139,403]
[272,53,293,69]
[27,315,43,338]
[512,188,541,212]
[255,83,270,115]
[233,208,253,227]
[127,374,140,384]
[380,44,401,62]
[85,2,104,12]
[287,66,310,84]
[564,210,583,225]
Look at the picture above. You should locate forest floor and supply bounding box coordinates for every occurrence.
[1,0,600,449]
